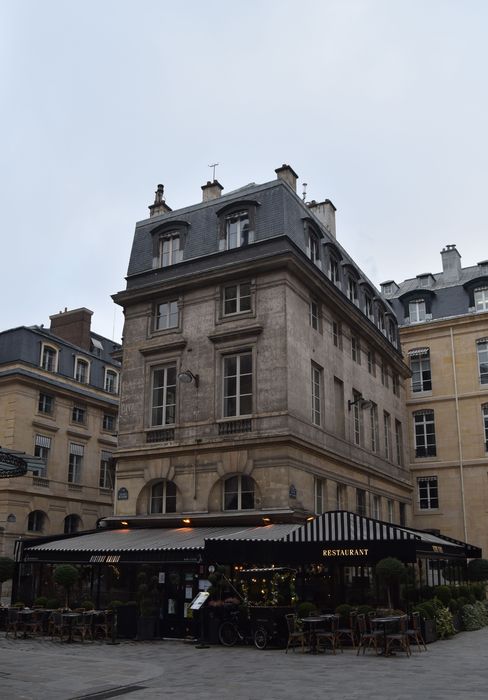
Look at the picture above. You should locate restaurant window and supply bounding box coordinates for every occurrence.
[74,357,89,384]
[474,287,488,312]
[38,392,54,415]
[417,475,439,510]
[311,363,322,426]
[333,320,343,349]
[356,489,367,517]
[351,336,361,364]
[150,480,177,514]
[395,420,404,466]
[64,514,82,534]
[72,404,86,425]
[104,369,119,394]
[159,234,183,267]
[223,352,253,418]
[223,474,255,511]
[154,300,179,330]
[336,483,347,510]
[315,478,326,514]
[414,410,437,458]
[383,411,392,461]
[68,443,84,484]
[483,404,488,452]
[410,348,432,392]
[370,403,379,453]
[223,283,252,316]
[27,510,45,533]
[151,365,177,426]
[33,435,51,475]
[40,344,58,372]
[477,339,488,385]
[309,300,319,330]
[99,450,115,489]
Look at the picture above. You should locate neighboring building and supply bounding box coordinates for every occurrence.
[0,308,120,563]
[382,245,488,555]
[111,165,411,527]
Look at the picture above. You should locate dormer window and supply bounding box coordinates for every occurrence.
[74,357,90,384]
[159,234,182,267]
[347,277,358,306]
[474,287,488,312]
[364,294,374,320]
[329,257,340,285]
[226,211,252,249]
[104,369,119,394]
[40,344,58,372]
[307,231,320,266]
[409,299,426,323]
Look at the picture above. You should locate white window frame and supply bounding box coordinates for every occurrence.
[309,300,319,330]
[38,392,54,415]
[223,352,253,418]
[223,282,252,316]
[104,368,119,394]
[395,419,404,466]
[226,211,252,249]
[33,434,51,475]
[151,365,177,427]
[102,413,116,432]
[223,474,255,511]
[74,356,90,384]
[311,363,322,426]
[356,489,367,517]
[351,335,360,364]
[159,234,182,267]
[154,300,179,330]
[27,510,45,532]
[370,403,379,453]
[409,299,426,323]
[40,343,58,372]
[329,257,340,285]
[348,277,358,306]
[384,411,392,461]
[482,404,488,452]
[414,410,437,458]
[72,404,86,424]
[99,450,114,489]
[352,391,362,445]
[410,348,432,393]
[68,443,84,484]
[417,475,439,510]
[150,480,177,514]
[333,320,342,349]
[474,287,488,312]
[477,340,488,385]
[315,478,326,514]
[307,232,321,267]
[365,294,374,320]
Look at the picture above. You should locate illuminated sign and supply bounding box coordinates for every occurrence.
[322,548,369,557]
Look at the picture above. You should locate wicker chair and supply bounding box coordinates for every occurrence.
[336,611,357,649]
[316,615,341,654]
[406,612,427,652]
[6,608,21,639]
[285,614,307,653]
[22,609,44,637]
[385,615,411,656]
[93,610,112,640]
[48,611,70,641]
[356,613,380,655]
[73,612,93,642]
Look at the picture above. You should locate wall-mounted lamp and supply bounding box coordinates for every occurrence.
[347,394,373,411]
[262,516,271,524]
[177,370,199,388]
[182,518,191,525]
[120,521,129,527]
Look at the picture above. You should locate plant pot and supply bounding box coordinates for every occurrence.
[452,613,463,633]
[421,618,437,644]
[115,604,138,639]
[137,616,157,641]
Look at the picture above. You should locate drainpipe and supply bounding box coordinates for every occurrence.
[450,327,468,542]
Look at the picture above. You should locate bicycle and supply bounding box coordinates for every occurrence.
[218,608,270,650]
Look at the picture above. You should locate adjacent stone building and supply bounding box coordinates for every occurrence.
[112,165,411,528]
[0,308,121,564]
[382,245,488,554]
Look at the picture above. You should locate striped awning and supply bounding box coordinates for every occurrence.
[286,511,417,544]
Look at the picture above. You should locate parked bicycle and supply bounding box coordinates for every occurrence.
[218,605,287,650]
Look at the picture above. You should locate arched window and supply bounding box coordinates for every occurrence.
[104,369,119,394]
[223,475,255,511]
[150,480,177,514]
[74,357,90,383]
[27,510,45,532]
[64,514,82,534]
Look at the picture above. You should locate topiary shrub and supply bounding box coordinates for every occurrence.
[296,601,317,618]
[468,559,488,582]
[418,585,435,601]
[375,558,407,609]
[34,596,48,608]
[81,600,95,610]
[449,599,460,614]
[434,585,452,606]
[460,603,484,631]
[357,604,375,616]
[46,597,60,609]
[414,601,435,621]
[434,605,455,639]
[470,582,486,601]
[335,603,354,621]
[53,564,79,608]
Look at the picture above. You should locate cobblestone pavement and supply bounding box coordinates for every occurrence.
[1,628,488,700]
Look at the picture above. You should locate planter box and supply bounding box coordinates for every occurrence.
[421,618,437,644]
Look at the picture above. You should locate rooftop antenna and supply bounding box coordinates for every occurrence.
[302,182,308,202]
[208,162,219,181]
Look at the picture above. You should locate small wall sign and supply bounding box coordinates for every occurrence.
[117,487,129,500]
[289,484,297,499]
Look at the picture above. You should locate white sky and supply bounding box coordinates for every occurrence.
[1,0,486,342]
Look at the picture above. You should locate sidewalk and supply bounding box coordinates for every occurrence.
[1,627,487,700]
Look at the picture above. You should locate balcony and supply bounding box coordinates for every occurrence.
[146,428,175,444]
[415,446,437,458]
[32,476,50,488]
[218,419,252,436]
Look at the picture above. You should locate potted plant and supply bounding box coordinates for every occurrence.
[53,564,79,609]
[136,572,159,640]
[375,558,406,609]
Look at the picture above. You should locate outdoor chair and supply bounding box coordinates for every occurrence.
[285,613,307,653]
[406,611,427,652]
[6,608,21,639]
[48,611,69,641]
[22,609,44,637]
[316,614,341,654]
[385,615,411,656]
[93,610,112,640]
[73,612,93,642]
[336,611,357,649]
[356,613,380,655]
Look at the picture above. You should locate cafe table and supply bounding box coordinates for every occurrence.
[369,615,402,656]
[61,612,81,643]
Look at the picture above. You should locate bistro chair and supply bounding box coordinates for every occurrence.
[336,611,357,649]
[93,610,112,640]
[356,613,380,655]
[316,614,341,654]
[22,609,44,638]
[284,613,307,653]
[6,608,21,639]
[48,611,69,641]
[73,612,93,642]
[406,611,427,652]
[385,615,411,656]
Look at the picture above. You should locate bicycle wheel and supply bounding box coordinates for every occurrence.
[219,621,239,646]
[253,625,268,650]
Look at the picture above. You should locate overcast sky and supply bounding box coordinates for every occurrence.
[1,0,486,342]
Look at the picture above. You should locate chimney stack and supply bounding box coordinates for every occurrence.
[148,184,172,218]
[307,199,337,238]
[50,308,93,351]
[201,180,223,202]
[440,244,462,281]
[275,164,298,192]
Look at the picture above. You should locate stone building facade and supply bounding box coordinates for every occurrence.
[113,165,411,527]
[382,245,488,554]
[0,308,120,563]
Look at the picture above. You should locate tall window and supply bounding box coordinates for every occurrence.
[329,257,340,285]
[223,352,253,417]
[410,348,432,392]
[99,451,114,489]
[41,344,57,372]
[409,299,426,323]
[38,392,54,415]
[223,475,255,510]
[74,358,89,383]
[348,277,358,305]
[336,484,347,510]
[27,510,45,532]
[68,443,84,484]
[223,283,251,316]
[477,340,488,385]
[307,232,320,266]
[392,373,400,397]
[414,410,437,457]
[356,489,367,517]
[395,420,404,466]
[372,495,381,520]
[150,480,177,513]
[64,514,81,534]
[309,300,319,330]
[474,287,488,312]
[417,476,439,509]
[367,350,375,375]
[383,411,392,461]
[151,365,177,426]
[352,390,362,445]
[483,404,488,452]
[34,435,51,475]
[226,212,251,249]
[102,413,116,432]
[351,335,360,364]
[311,363,322,426]
[155,300,179,330]
[333,320,342,349]
[365,294,374,320]
[315,478,326,514]
[72,404,86,424]
[387,500,394,523]
[104,369,119,394]
[159,235,182,267]
[370,403,379,453]
[399,502,406,526]
[381,360,388,387]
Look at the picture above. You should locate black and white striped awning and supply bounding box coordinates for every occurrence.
[286,511,417,544]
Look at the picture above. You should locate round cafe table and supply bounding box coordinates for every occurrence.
[370,615,402,656]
